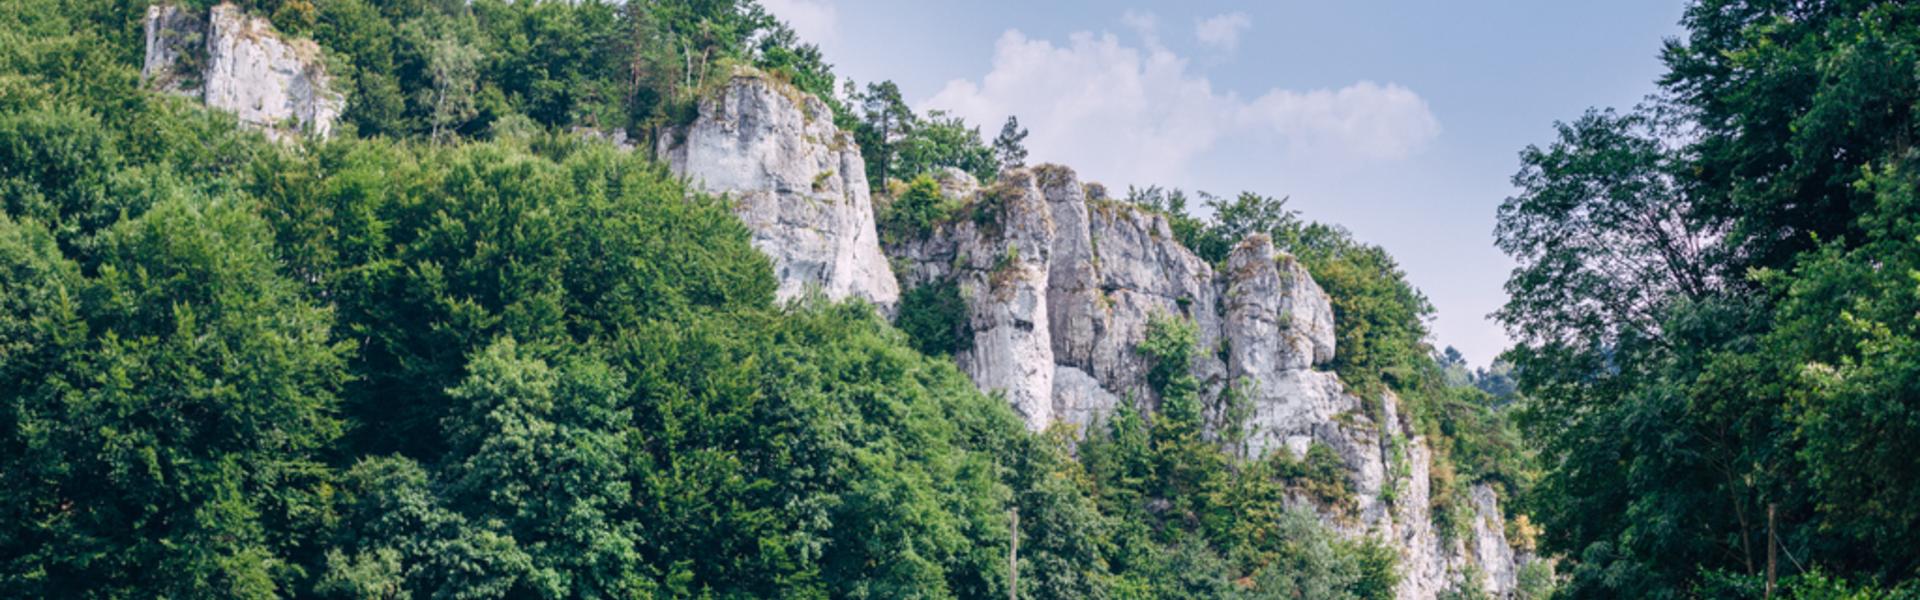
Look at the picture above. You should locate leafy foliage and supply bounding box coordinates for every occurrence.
[852,82,1001,189]
[897,279,973,357]
[1497,0,1920,595]
[878,173,955,242]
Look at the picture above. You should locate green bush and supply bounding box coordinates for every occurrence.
[896,279,972,357]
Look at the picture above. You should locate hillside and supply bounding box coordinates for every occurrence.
[6,1,1545,598]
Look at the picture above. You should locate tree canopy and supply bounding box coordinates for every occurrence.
[1496,1,1920,596]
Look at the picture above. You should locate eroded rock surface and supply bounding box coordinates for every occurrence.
[658,73,900,312]
[143,3,344,139]
[889,171,1058,426]
[885,164,1529,598]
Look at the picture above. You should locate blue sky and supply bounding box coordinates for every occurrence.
[762,0,1688,367]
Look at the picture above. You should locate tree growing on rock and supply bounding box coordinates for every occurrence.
[994,115,1029,170]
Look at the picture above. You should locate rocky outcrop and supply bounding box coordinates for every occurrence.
[886,164,1526,598]
[1471,484,1520,596]
[143,4,203,96]
[142,3,344,139]
[651,67,1526,599]
[1067,196,1228,414]
[657,73,900,312]
[888,171,1058,426]
[1226,235,1346,458]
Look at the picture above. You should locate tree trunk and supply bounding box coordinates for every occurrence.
[1766,503,1777,599]
[1009,507,1019,600]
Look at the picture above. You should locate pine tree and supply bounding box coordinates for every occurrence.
[993,115,1029,170]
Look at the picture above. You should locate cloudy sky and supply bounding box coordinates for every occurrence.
[762,0,1687,367]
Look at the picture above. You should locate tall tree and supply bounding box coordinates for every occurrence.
[424,32,481,141]
[993,115,1029,170]
[855,80,913,187]
[896,109,999,184]
[1497,1,1920,595]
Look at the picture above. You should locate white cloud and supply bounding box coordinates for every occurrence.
[1243,82,1441,159]
[1119,9,1162,50]
[923,27,1440,188]
[1194,12,1252,53]
[759,0,839,47]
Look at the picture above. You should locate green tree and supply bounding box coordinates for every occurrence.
[994,115,1029,170]
[1768,161,1920,579]
[423,30,481,142]
[897,109,1000,184]
[855,80,914,187]
[438,337,652,597]
[0,199,348,597]
[1496,1,1920,594]
[879,173,953,241]
[896,278,973,357]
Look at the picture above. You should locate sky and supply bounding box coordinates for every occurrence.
[761,0,1689,367]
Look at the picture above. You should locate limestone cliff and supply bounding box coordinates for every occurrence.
[887,164,1531,598]
[887,169,1059,425]
[657,74,901,312]
[648,72,1526,593]
[142,3,344,139]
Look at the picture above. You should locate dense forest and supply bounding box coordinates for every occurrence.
[1492,0,1920,597]
[4,0,1920,598]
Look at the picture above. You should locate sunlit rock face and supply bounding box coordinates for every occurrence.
[887,169,1059,427]
[143,2,344,139]
[657,73,901,313]
[880,163,1532,598]
[1225,234,1343,458]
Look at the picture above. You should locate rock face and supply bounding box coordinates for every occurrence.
[888,170,1058,426]
[1226,235,1346,459]
[143,3,344,139]
[657,73,900,312]
[142,4,203,96]
[886,164,1529,598]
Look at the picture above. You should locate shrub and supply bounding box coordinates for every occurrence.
[895,279,972,357]
[878,174,949,242]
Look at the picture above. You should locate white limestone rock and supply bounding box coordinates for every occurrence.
[1076,199,1227,410]
[1225,235,1351,457]
[1279,252,1338,366]
[1037,165,1100,378]
[934,166,980,200]
[143,4,204,96]
[894,165,1252,436]
[143,3,344,139]
[658,73,900,312]
[890,169,1057,427]
[1470,484,1519,596]
[1052,364,1122,434]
